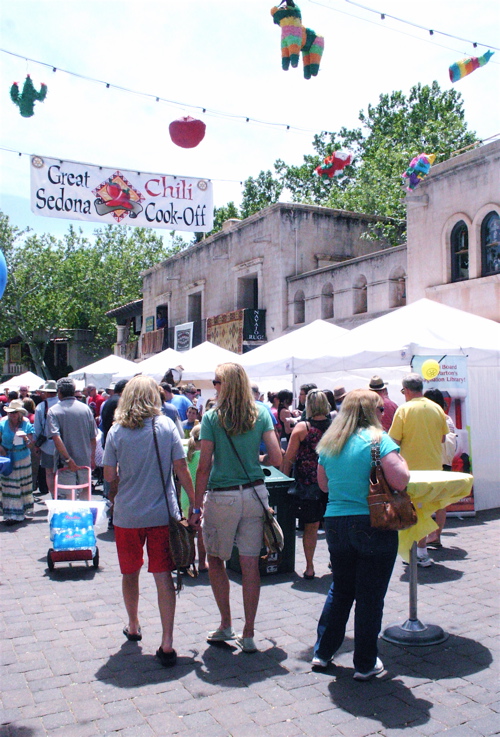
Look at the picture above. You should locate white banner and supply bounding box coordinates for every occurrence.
[175,322,193,352]
[30,155,213,232]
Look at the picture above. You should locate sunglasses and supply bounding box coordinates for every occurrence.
[400,388,406,394]
[212,379,221,387]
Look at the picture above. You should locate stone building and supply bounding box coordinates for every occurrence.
[406,138,500,321]
[136,204,404,355]
[108,139,498,359]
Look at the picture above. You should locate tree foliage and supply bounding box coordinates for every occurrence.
[0,213,185,377]
[256,82,477,243]
[240,170,283,219]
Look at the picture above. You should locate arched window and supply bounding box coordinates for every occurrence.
[321,283,334,319]
[481,211,500,276]
[294,290,305,324]
[353,275,367,314]
[451,221,469,282]
[389,268,406,307]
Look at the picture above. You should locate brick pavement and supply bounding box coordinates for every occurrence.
[1,497,498,737]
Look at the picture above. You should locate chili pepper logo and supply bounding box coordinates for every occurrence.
[93,172,144,222]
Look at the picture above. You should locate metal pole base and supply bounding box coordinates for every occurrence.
[382,618,449,646]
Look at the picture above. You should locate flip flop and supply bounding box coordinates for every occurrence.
[303,572,315,580]
[123,626,142,641]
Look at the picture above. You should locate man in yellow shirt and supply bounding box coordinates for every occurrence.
[389,373,448,566]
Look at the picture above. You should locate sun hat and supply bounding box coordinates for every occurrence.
[42,380,58,393]
[368,376,387,391]
[333,386,347,402]
[4,399,28,415]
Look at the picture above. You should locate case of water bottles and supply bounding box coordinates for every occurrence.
[45,467,108,570]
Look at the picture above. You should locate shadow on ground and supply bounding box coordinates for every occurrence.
[94,640,290,689]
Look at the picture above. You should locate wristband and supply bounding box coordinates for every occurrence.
[192,508,201,514]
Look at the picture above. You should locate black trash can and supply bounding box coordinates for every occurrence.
[227,465,295,576]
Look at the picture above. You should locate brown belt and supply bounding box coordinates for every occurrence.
[209,480,264,492]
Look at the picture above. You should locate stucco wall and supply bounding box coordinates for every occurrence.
[140,203,393,353]
[287,245,407,327]
[406,139,500,321]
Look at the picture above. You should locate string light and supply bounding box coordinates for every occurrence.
[338,0,499,50]
[0,47,326,137]
[0,146,246,185]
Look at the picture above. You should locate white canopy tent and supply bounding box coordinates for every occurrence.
[291,300,500,511]
[296,299,500,374]
[2,371,45,391]
[239,320,348,378]
[68,355,138,390]
[112,347,182,383]
[178,341,240,381]
[112,341,239,383]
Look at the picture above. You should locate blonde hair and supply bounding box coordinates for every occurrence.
[214,362,258,436]
[187,423,201,462]
[316,389,383,456]
[305,389,330,418]
[114,375,161,429]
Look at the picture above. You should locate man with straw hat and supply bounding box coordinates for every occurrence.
[367,376,398,432]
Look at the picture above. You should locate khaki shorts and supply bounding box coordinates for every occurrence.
[202,483,268,560]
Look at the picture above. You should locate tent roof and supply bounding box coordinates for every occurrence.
[113,347,183,382]
[239,319,348,377]
[304,299,500,372]
[2,371,45,391]
[69,355,139,386]
[179,342,240,381]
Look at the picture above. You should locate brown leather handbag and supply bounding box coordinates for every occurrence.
[368,440,417,531]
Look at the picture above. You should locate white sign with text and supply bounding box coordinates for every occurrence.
[30,155,213,232]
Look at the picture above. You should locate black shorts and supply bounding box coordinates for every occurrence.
[292,495,327,525]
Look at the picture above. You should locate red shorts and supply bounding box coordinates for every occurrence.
[114,525,175,575]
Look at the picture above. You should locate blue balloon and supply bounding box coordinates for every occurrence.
[0,249,7,300]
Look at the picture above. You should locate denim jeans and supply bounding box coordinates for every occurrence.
[314,515,398,673]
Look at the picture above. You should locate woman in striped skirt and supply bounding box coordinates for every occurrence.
[0,399,35,525]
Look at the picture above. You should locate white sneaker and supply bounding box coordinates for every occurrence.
[311,655,331,669]
[353,657,384,681]
[417,554,434,567]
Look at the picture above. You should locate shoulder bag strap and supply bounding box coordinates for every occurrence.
[152,415,174,520]
[223,428,268,515]
[371,437,381,467]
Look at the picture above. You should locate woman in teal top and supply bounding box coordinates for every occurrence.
[195,362,282,654]
[0,399,35,525]
[312,389,409,680]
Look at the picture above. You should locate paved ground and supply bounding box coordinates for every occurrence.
[1,495,499,737]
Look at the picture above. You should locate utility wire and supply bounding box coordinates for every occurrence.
[308,0,499,51]
[0,48,327,137]
[0,146,247,185]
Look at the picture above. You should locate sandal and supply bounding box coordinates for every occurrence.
[427,540,443,549]
[123,626,142,641]
[303,571,315,580]
[156,647,177,667]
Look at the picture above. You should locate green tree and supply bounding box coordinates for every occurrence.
[0,216,82,376]
[240,170,283,219]
[0,213,186,377]
[274,82,477,242]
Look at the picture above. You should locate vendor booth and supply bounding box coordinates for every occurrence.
[2,370,45,391]
[112,347,182,383]
[68,355,138,390]
[243,300,500,512]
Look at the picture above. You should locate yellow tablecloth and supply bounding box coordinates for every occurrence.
[398,471,474,561]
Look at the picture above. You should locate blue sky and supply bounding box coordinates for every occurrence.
[1,0,499,241]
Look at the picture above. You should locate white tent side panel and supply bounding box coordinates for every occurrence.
[468,367,500,511]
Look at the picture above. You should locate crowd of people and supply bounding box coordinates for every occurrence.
[0,364,458,678]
